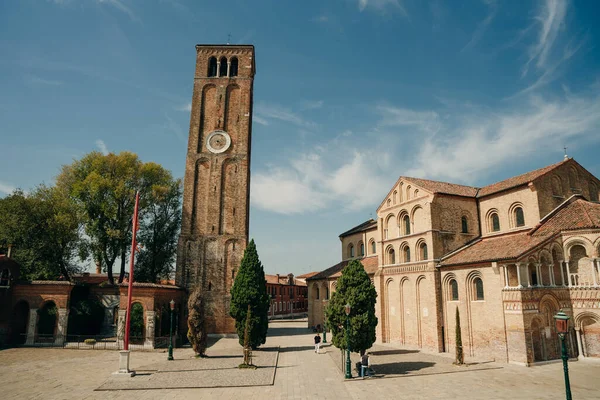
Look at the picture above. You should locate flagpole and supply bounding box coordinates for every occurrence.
[124,191,140,351]
[116,191,140,376]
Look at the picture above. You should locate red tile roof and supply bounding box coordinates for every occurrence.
[339,219,377,238]
[307,256,379,280]
[397,159,572,200]
[442,197,600,266]
[264,274,307,286]
[296,271,320,279]
[478,159,570,197]
[402,177,479,197]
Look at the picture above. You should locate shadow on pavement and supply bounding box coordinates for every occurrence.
[267,326,312,337]
[279,345,315,353]
[372,361,436,375]
[370,349,420,356]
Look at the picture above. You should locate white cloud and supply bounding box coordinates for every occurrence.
[377,105,440,134]
[175,102,191,112]
[24,74,63,86]
[398,91,600,184]
[311,15,329,23]
[48,0,140,22]
[95,139,109,155]
[0,182,16,196]
[255,102,317,129]
[253,116,269,126]
[300,100,324,110]
[524,0,568,74]
[251,134,390,215]
[462,0,497,51]
[356,0,406,14]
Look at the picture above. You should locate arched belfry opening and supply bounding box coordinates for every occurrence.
[208,57,217,77]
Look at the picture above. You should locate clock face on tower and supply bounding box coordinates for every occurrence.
[206,130,231,154]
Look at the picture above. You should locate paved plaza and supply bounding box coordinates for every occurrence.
[2,319,600,399]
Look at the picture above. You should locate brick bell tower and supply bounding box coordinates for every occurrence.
[176,45,255,334]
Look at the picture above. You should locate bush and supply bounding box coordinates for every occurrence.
[84,338,96,345]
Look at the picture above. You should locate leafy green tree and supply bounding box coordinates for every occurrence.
[325,260,377,354]
[134,178,182,283]
[0,186,83,281]
[229,239,269,349]
[56,151,178,284]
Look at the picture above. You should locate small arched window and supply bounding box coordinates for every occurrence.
[325,287,329,300]
[360,243,365,257]
[371,241,376,255]
[0,269,10,286]
[450,279,459,300]
[461,216,468,233]
[393,190,397,204]
[349,244,354,258]
[474,278,484,300]
[406,185,411,200]
[403,215,411,235]
[552,176,562,197]
[208,57,217,77]
[590,182,599,202]
[388,247,395,264]
[491,213,500,232]
[316,287,320,300]
[219,57,228,77]
[515,207,525,227]
[404,246,411,263]
[420,243,428,260]
[230,57,238,77]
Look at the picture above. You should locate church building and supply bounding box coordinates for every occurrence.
[308,157,600,365]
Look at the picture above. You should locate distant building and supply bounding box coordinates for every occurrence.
[265,273,308,319]
[308,158,600,365]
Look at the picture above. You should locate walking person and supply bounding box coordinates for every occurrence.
[360,352,371,377]
[314,333,321,353]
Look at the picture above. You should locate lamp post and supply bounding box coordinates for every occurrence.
[554,310,572,400]
[345,303,352,379]
[168,299,175,361]
[323,318,327,343]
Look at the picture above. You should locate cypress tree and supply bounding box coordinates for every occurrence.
[455,306,464,365]
[324,259,377,354]
[229,239,269,349]
[187,287,208,357]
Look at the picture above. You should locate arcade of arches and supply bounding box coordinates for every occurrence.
[0,257,185,349]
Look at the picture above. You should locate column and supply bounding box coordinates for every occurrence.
[517,263,524,288]
[54,308,69,345]
[144,310,155,349]
[116,309,127,348]
[25,308,38,345]
[592,259,599,287]
[226,61,231,77]
[560,260,567,287]
[503,265,510,288]
[575,328,585,359]
[535,263,542,286]
[549,263,555,286]
[216,60,221,76]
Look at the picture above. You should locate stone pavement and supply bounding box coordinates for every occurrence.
[2,319,600,399]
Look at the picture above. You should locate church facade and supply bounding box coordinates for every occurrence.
[308,158,600,365]
[175,45,255,334]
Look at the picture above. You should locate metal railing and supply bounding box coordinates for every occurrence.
[9,333,183,350]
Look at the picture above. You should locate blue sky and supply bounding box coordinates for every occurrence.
[1,0,600,276]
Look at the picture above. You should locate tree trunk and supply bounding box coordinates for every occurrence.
[118,245,126,283]
[105,254,114,285]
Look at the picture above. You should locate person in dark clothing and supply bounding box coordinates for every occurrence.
[360,352,372,377]
[314,333,321,353]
